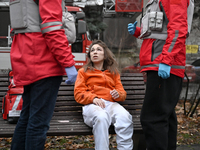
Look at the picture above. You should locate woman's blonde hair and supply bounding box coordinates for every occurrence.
[83,40,119,74]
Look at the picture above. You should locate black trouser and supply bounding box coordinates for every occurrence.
[140,71,182,150]
[11,76,62,150]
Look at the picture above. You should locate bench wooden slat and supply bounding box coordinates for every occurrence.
[123,85,145,90]
[54,107,82,111]
[0,83,9,86]
[121,73,144,77]
[121,77,144,81]
[0,87,9,92]
[56,96,75,101]
[125,95,145,100]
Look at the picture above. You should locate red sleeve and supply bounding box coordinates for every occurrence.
[39,0,75,68]
[134,27,141,38]
[160,0,188,66]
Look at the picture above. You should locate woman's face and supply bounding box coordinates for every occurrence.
[90,44,104,64]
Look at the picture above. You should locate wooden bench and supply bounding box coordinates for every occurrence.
[0,72,146,150]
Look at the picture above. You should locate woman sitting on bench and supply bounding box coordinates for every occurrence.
[74,40,133,150]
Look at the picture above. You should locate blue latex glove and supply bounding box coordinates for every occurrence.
[128,21,137,35]
[158,63,171,79]
[65,66,78,84]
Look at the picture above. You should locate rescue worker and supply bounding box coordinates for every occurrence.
[128,0,194,149]
[10,0,77,149]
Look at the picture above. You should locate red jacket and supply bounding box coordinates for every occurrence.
[10,0,75,86]
[134,0,189,78]
[74,68,127,105]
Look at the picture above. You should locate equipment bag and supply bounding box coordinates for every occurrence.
[2,71,23,124]
[62,9,76,44]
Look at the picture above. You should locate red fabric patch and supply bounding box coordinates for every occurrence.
[170,0,182,4]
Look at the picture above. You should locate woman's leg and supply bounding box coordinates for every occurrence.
[82,104,111,150]
[104,100,133,150]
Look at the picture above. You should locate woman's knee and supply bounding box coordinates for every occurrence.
[118,109,132,121]
[94,111,110,125]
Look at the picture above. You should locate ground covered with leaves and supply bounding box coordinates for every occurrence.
[0,100,199,150]
[176,100,200,145]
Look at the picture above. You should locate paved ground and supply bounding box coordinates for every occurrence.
[77,145,200,150]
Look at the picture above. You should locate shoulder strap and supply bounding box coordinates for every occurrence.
[33,0,42,23]
[159,2,169,25]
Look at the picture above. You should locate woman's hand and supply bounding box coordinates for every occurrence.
[93,98,105,108]
[110,89,119,99]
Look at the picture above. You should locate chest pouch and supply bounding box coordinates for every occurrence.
[139,11,163,39]
[10,0,28,29]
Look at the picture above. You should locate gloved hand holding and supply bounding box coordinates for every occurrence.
[128,21,137,35]
[65,66,78,84]
[158,63,171,79]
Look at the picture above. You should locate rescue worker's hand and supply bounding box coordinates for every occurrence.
[110,89,119,99]
[158,63,171,79]
[93,98,105,108]
[65,66,78,84]
[128,21,137,35]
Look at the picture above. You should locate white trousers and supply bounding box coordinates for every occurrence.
[82,99,133,150]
